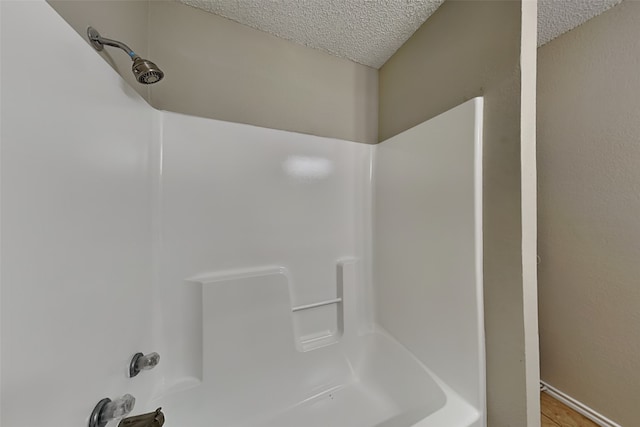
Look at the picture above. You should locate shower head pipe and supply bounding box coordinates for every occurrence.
[87,26,138,59]
[86,26,164,85]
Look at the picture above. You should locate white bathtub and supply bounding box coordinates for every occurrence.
[152,328,480,427]
[147,97,486,427]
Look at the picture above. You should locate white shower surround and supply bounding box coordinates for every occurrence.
[1,2,484,427]
[150,100,484,426]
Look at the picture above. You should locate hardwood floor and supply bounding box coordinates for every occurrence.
[541,392,600,427]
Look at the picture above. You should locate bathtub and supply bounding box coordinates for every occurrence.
[153,328,481,427]
[146,97,486,427]
[149,262,482,427]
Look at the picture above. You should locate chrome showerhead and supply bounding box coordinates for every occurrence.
[87,26,164,85]
[132,58,164,85]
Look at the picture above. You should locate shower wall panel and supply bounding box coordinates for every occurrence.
[1,2,158,426]
[374,98,485,415]
[155,112,373,392]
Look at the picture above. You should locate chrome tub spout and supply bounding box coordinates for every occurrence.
[119,408,165,427]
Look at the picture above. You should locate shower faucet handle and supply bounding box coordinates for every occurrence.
[89,394,136,427]
[129,352,160,377]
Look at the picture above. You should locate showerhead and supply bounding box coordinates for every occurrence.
[132,58,164,85]
[87,27,164,85]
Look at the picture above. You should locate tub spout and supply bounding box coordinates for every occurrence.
[118,408,164,427]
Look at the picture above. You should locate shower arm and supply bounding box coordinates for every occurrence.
[87,27,140,60]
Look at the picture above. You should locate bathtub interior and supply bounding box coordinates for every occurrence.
[151,264,475,427]
[153,328,451,427]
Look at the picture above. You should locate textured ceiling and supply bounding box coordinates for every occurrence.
[538,0,622,46]
[177,0,445,68]
[178,0,624,68]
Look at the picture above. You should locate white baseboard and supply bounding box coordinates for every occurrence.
[540,381,623,427]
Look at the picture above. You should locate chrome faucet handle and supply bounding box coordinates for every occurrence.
[89,394,136,427]
[129,352,160,377]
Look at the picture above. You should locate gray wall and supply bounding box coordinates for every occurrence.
[47,0,151,102]
[47,0,378,144]
[379,1,539,425]
[148,1,378,144]
[537,1,640,425]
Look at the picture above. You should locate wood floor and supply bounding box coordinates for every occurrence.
[541,392,600,427]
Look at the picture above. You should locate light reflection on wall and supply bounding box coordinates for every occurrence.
[283,156,334,180]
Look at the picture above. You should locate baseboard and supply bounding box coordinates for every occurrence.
[540,381,623,427]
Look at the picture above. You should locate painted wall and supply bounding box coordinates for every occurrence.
[47,0,151,102]
[148,1,378,144]
[1,2,160,426]
[537,1,640,425]
[46,0,378,144]
[374,98,484,416]
[378,1,539,425]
